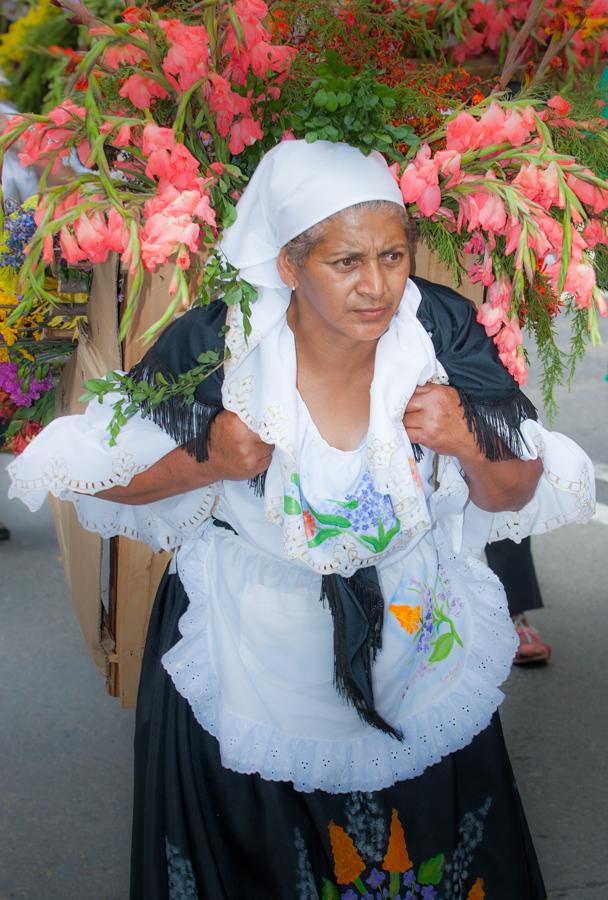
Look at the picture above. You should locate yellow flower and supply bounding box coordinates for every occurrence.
[0,0,60,69]
[389,603,422,635]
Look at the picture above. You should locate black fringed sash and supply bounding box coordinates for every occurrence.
[128,279,539,737]
[321,568,402,739]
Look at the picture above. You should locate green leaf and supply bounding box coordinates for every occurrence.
[308,527,344,548]
[337,92,352,107]
[321,878,340,900]
[283,495,302,516]
[290,472,300,487]
[428,633,455,665]
[307,504,351,528]
[313,89,328,107]
[331,499,358,509]
[417,853,445,886]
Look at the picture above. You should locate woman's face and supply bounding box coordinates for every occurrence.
[278,205,410,343]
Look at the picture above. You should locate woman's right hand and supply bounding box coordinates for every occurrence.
[94,411,273,505]
[206,411,274,482]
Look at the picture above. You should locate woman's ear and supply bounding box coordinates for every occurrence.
[276,248,299,291]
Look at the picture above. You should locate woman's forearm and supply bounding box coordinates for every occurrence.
[94,447,218,505]
[459,451,543,512]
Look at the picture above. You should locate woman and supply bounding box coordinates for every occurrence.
[9,141,594,899]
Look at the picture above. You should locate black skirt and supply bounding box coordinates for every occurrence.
[131,568,547,900]
[485,537,543,618]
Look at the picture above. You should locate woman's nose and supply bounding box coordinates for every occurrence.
[357,261,385,298]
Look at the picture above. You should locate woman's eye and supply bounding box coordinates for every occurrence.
[334,257,355,268]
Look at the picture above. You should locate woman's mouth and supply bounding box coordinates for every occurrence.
[353,307,388,320]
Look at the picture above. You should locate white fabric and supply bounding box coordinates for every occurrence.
[222,279,440,575]
[6,137,596,792]
[7,393,220,552]
[6,319,595,792]
[219,139,404,289]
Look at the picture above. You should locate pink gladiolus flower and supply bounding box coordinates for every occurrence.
[142,124,176,155]
[249,40,296,78]
[119,74,169,110]
[434,149,462,183]
[74,212,111,264]
[59,227,87,264]
[495,317,523,354]
[445,112,482,152]
[477,102,507,147]
[566,171,608,214]
[487,274,513,312]
[499,347,528,385]
[583,219,608,248]
[140,215,200,270]
[160,20,210,91]
[564,262,596,309]
[547,95,571,117]
[504,218,522,257]
[452,30,485,64]
[207,73,251,137]
[228,116,264,155]
[468,254,494,287]
[103,40,148,71]
[502,109,535,147]
[595,291,608,317]
[399,145,442,217]
[145,143,201,190]
[105,208,131,254]
[47,100,85,126]
[477,301,506,336]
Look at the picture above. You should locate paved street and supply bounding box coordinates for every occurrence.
[0,315,606,899]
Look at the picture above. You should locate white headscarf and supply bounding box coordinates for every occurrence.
[219,139,404,289]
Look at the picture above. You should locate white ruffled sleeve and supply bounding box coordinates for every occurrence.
[462,418,595,554]
[7,392,219,552]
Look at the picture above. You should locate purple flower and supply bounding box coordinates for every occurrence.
[421,887,437,899]
[403,871,416,887]
[366,868,386,889]
[341,471,398,535]
[0,362,53,407]
[341,891,359,900]
[0,204,36,269]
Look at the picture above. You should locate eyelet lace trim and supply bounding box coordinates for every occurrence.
[162,537,518,794]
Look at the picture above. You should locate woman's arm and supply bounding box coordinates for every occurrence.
[95,411,274,505]
[403,383,542,512]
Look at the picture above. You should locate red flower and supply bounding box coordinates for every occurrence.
[11,421,43,456]
[303,510,316,540]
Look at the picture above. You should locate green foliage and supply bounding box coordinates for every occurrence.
[414,216,468,286]
[283,52,418,159]
[81,348,227,447]
[195,251,258,338]
[4,17,78,114]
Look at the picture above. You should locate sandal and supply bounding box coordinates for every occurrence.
[512,614,552,665]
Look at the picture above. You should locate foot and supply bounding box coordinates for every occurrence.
[0,521,10,540]
[512,614,551,665]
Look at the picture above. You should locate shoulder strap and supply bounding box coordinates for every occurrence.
[412,276,538,460]
[128,303,227,462]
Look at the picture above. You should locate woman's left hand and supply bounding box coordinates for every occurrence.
[403,383,479,460]
[403,382,543,512]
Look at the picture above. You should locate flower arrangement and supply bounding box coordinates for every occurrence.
[0,0,607,438]
[0,199,88,453]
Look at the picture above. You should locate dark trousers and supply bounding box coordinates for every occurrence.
[485,537,543,617]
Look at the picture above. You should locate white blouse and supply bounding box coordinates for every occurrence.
[7,280,595,792]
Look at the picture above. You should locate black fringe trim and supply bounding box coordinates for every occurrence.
[411,442,424,462]
[128,354,222,463]
[457,389,538,461]
[321,570,403,740]
[248,471,267,497]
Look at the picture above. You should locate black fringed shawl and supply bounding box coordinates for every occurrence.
[129,279,538,738]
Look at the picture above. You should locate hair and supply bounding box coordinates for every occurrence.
[282,200,416,267]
